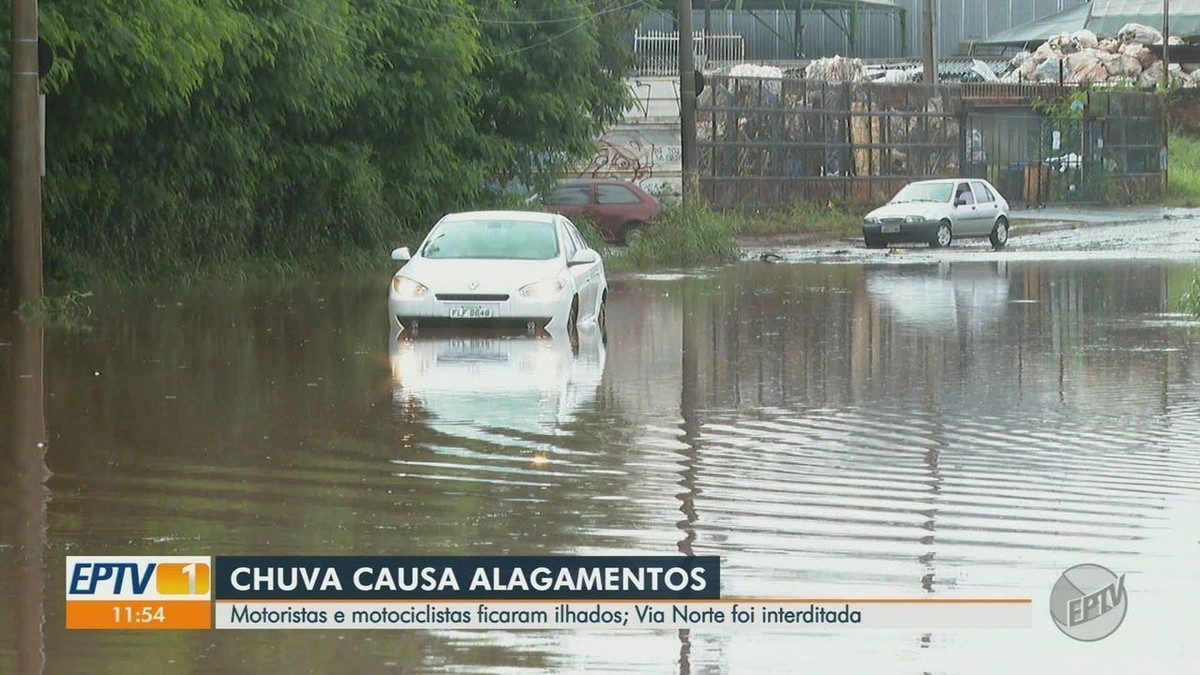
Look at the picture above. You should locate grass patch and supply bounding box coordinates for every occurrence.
[1181,273,1200,317]
[596,203,740,272]
[733,201,866,238]
[588,200,864,271]
[1166,131,1200,206]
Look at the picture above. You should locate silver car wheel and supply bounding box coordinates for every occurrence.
[990,217,1009,249]
[934,222,952,248]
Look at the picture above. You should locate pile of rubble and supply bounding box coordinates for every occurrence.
[1005,23,1191,86]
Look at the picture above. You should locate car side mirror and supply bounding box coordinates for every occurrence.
[391,246,411,262]
[954,197,967,207]
[568,249,599,267]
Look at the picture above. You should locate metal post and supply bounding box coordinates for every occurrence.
[1163,0,1171,89]
[679,0,699,205]
[922,0,935,84]
[1164,0,1171,192]
[10,0,43,307]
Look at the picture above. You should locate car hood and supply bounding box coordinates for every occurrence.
[397,257,565,292]
[867,202,951,220]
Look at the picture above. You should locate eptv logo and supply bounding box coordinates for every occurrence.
[66,557,211,600]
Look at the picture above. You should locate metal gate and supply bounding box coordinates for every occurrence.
[964,112,1103,206]
[965,92,1163,207]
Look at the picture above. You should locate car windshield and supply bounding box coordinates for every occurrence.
[890,182,953,204]
[421,219,559,260]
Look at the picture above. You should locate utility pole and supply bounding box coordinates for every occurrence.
[922,0,936,84]
[1163,0,1171,191]
[1163,0,1171,87]
[679,0,699,206]
[11,0,43,307]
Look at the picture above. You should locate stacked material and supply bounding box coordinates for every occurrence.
[1004,23,1191,86]
[726,63,785,95]
[802,56,866,82]
[727,63,785,80]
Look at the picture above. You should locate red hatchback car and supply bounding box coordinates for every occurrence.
[542,178,660,245]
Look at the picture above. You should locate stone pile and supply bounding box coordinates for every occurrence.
[1005,23,1193,87]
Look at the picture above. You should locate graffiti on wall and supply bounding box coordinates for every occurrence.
[579,130,683,185]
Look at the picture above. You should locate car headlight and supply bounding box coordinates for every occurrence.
[904,215,925,223]
[392,275,428,298]
[864,216,879,224]
[519,278,565,299]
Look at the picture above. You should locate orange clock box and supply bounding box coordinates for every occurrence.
[66,601,212,629]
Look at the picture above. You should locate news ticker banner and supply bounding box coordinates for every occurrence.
[66,556,1031,630]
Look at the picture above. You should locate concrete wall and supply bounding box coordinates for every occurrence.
[578,78,684,199]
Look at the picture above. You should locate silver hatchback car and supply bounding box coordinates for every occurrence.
[862,179,1010,250]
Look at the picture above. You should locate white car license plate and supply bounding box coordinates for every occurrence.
[449,305,492,319]
[881,224,901,234]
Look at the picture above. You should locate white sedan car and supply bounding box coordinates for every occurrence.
[862,178,1010,249]
[389,211,607,336]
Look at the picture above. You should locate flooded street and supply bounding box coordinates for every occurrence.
[3,249,1200,672]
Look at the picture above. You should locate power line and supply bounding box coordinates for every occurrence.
[385,0,646,26]
[266,0,627,62]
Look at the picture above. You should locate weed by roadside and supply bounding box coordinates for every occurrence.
[1166,131,1200,207]
[15,290,96,330]
[594,203,739,271]
[734,201,866,238]
[1180,273,1200,316]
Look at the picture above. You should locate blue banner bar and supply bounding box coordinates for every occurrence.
[214,556,721,600]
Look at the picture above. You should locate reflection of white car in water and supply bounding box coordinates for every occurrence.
[389,326,607,444]
[865,262,1011,330]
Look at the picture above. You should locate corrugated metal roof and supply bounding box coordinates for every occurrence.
[1087,0,1171,36]
[984,0,1200,45]
[701,0,898,9]
[980,3,1091,45]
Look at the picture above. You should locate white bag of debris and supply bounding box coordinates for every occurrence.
[1009,50,1033,69]
[1049,29,1099,54]
[803,56,865,82]
[880,66,922,83]
[1033,57,1066,82]
[1068,60,1109,84]
[1034,42,1062,60]
[1098,38,1120,54]
[1139,61,1164,87]
[1064,48,1115,71]
[1118,22,1162,46]
[1106,54,1144,78]
[728,64,784,80]
[728,63,784,95]
[1121,43,1156,68]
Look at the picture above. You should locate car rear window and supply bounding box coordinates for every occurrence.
[596,184,642,205]
[546,185,589,205]
[421,219,559,260]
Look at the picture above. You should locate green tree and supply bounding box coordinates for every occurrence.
[1,0,640,284]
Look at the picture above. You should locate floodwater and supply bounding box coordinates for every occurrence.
[2,253,1200,674]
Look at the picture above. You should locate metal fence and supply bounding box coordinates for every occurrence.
[697,77,1164,209]
[967,91,1164,205]
[633,30,746,76]
[699,77,965,208]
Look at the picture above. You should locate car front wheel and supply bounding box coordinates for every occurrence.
[864,236,886,249]
[566,297,580,344]
[990,217,1009,250]
[930,221,953,248]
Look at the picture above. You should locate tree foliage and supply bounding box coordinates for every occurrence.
[0,0,641,282]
